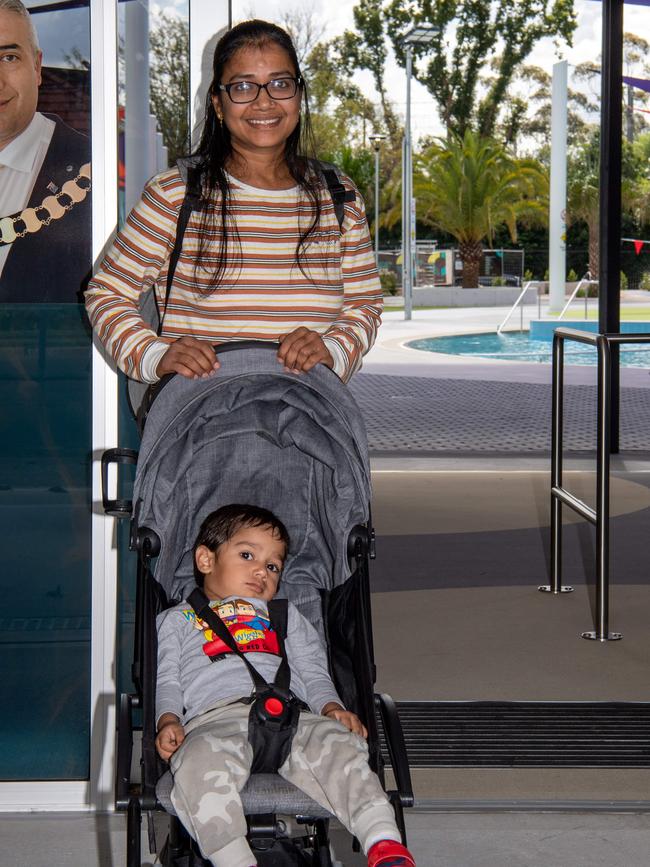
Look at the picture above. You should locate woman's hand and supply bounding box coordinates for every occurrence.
[322,702,368,738]
[278,328,333,374]
[156,337,220,380]
[156,714,186,760]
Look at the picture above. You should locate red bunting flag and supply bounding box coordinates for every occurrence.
[634,240,644,255]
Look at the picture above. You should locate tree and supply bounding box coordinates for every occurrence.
[406,130,548,287]
[149,13,190,166]
[487,63,594,155]
[383,0,576,138]
[334,0,401,148]
[304,41,380,155]
[278,5,327,80]
[567,128,643,276]
[572,33,650,143]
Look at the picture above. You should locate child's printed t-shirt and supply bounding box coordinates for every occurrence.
[181,596,280,658]
[155,594,343,725]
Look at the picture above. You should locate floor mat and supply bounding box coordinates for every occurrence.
[380,701,650,768]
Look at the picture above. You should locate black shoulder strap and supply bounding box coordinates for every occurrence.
[187,588,291,694]
[160,166,203,334]
[319,164,356,231]
[267,598,288,641]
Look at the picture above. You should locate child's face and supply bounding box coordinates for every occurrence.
[196,523,285,602]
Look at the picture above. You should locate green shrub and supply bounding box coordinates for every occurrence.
[566,269,578,282]
[543,268,549,281]
[640,272,650,292]
[380,269,399,295]
[524,269,534,282]
[620,271,628,291]
[577,281,598,298]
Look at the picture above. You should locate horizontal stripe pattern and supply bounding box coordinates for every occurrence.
[85,168,382,382]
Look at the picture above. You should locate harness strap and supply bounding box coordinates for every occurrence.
[186,588,291,695]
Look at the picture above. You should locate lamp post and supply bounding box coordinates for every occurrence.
[402,24,438,320]
[369,133,386,267]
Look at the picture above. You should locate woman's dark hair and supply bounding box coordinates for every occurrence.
[191,19,323,290]
[193,503,290,586]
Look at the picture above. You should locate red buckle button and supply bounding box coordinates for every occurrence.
[264,697,284,717]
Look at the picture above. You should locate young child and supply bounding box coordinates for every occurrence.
[156,504,416,867]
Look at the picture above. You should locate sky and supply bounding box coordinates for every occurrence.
[26,0,650,144]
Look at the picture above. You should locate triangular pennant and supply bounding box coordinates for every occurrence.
[634,240,644,255]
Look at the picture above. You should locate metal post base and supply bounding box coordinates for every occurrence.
[581,630,622,641]
[538,585,574,593]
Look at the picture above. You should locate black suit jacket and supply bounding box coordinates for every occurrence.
[0,115,92,303]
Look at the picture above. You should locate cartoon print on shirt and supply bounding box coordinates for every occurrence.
[182,597,280,658]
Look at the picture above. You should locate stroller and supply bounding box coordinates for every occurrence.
[103,342,413,866]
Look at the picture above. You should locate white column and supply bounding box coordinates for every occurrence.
[190,0,231,147]
[90,0,119,812]
[549,60,568,313]
[125,0,150,214]
[403,45,413,320]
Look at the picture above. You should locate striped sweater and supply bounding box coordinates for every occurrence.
[85,167,382,383]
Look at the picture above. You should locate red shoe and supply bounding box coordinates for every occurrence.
[367,839,416,867]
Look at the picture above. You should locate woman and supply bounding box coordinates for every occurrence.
[85,19,382,384]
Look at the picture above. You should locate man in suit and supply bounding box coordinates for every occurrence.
[0,0,91,303]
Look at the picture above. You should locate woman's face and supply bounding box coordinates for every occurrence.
[212,43,301,160]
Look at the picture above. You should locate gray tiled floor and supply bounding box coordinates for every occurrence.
[350,373,650,453]
[3,810,650,867]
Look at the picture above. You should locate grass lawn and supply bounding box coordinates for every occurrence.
[595,307,650,320]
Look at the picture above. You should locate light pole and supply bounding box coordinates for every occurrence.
[369,133,386,267]
[402,24,438,320]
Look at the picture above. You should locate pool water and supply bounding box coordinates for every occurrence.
[408,331,650,367]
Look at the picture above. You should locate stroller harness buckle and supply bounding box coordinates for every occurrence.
[187,588,302,774]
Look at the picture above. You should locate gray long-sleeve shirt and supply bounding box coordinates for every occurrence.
[156,595,342,726]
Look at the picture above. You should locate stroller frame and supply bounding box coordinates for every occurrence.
[104,344,414,866]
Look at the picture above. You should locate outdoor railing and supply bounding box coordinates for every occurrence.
[557,272,598,320]
[496,281,540,334]
[541,326,650,641]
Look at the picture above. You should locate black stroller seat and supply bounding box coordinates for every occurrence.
[103,342,413,866]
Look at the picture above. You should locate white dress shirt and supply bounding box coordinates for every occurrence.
[0,112,55,277]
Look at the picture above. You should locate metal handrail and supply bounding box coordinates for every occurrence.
[496,281,539,335]
[557,272,597,320]
[542,327,650,641]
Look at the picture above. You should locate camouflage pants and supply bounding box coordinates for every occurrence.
[170,699,399,867]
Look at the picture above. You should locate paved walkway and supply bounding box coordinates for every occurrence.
[350,306,650,455]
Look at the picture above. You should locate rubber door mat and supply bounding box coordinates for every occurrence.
[380,701,650,767]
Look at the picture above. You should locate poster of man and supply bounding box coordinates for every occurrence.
[0,0,91,303]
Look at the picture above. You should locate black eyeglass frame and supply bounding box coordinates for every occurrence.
[217,75,303,104]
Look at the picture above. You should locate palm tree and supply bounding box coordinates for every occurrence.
[567,129,645,278]
[410,130,548,288]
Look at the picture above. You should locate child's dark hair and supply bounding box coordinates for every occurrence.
[193,504,290,586]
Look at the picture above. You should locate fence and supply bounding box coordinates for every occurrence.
[379,248,525,288]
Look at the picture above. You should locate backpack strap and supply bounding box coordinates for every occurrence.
[318,163,356,230]
[160,165,203,334]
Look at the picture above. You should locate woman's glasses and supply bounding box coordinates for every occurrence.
[218,76,302,104]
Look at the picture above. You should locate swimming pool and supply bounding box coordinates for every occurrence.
[407,331,650,367]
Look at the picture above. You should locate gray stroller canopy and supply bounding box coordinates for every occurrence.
[132,344,371,606]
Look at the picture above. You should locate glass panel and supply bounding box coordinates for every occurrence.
[116,0,190,697]
[0,2,92,780]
